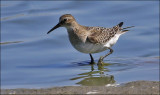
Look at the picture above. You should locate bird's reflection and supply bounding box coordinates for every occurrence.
[70,62,115,86]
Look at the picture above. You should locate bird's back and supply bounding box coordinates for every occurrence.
[87,22,124,45]
[66,22,131,53]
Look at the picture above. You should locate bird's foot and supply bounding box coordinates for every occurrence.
[90,60,96,65]
[97,56,104,66]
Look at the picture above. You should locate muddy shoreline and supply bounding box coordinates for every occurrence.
[1,81,159,94]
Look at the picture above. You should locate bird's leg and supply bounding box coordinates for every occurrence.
[98,48,113,65]
[89,53,95,64]
[91,64,94,71]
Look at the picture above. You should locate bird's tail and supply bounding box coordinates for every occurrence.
[115,22,134,33]
[113,22,123,31]
[121,26,135,32]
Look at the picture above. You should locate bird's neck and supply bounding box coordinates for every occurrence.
[66,23,87,43]
[66,22,80,30]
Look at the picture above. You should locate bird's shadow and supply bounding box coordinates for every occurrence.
[70,60,115,86]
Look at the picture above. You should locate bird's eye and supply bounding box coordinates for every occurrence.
[63,18,67,22]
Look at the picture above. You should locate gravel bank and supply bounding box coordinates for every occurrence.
[1,81,159,94]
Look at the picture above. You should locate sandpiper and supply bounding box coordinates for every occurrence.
[47,14,134,65]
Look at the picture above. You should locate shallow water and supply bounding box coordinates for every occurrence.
[1,1,159,88]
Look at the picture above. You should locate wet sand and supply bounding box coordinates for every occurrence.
[1,81,159,94]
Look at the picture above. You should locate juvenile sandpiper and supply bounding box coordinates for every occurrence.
[47,14,134,65]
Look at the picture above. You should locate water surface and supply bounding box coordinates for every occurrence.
[1,1,159,88]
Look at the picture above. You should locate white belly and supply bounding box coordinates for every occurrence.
[68,31,107,53]
[67,29,122,54]
[72,42,108,53]
[104,34,122,47]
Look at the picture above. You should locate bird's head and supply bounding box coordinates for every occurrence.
[47,14,76,34]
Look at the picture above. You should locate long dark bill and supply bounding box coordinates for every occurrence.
[47,23,61,34]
